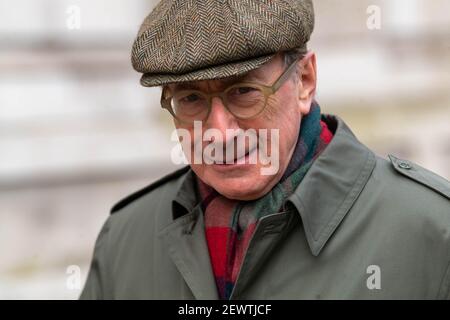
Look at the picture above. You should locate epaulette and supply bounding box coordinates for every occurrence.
[388,154,449,200]
[110,166,190,214]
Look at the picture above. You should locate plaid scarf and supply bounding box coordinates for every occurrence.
[196,103,333,299]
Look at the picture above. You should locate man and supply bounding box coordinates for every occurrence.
[81,0,450,299]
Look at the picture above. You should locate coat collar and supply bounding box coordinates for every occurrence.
[286,115,376,255]
[164,114,376,257]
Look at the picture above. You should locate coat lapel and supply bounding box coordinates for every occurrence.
[158,204,219,299]
[287,116,376,256]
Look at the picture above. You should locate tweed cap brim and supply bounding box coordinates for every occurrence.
[140,53,276,87]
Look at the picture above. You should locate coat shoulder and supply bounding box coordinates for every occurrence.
[110,166,190,214]
[386,154,449,201]
[368,154,450,225]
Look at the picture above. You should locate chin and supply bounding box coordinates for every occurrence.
[208,174,273,201]
[214,186,263,201]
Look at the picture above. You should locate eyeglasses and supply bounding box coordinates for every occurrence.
[160,55,302,124]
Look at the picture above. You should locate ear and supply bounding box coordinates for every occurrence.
[297,51,317,115]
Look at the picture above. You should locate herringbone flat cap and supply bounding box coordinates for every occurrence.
[131,0,314,87]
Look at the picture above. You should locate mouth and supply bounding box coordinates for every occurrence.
[211,146,258,167]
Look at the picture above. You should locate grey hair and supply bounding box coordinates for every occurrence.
[283,47,307,67]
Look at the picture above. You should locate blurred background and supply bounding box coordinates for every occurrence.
[0,0,449,299]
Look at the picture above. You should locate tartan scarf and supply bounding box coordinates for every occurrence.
[196,103,334,299]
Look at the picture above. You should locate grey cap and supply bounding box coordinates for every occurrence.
[131,0,314,87]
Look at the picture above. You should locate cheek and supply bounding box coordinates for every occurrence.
[263,86,300,120]
[174,125,200,165]
[262,96,301,135]
[272,107,302,159]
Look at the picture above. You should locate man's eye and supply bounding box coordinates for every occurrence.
[180,94,200,103]
[233,87,256,95]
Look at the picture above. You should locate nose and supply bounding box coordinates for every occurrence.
[204,96,240,141]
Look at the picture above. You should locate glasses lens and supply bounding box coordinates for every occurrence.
[225,84,266,118]
[171,90,209,123]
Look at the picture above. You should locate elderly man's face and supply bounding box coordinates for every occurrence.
[168,52,316,200]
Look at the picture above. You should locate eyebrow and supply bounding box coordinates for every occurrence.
[171,72,264,91]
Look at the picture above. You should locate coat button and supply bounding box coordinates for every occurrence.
[398,161,412,170]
